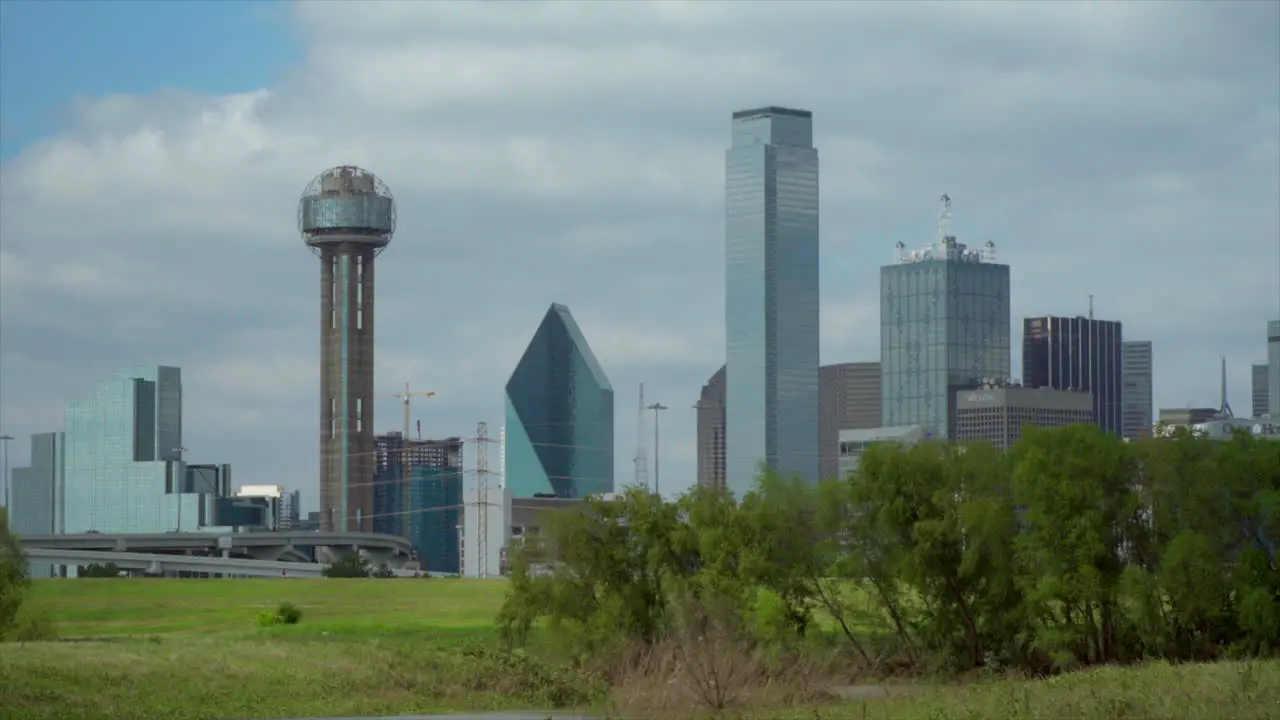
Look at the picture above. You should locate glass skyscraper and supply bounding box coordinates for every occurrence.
[724,106,820,495]
[504,303,614,498]
[1122,340,1154,439]
[881,202,1010,440]
[1023,316,1124,436]
[62,366,203,533]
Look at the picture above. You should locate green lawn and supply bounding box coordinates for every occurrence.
[22,577,509,637]
[4,579,1278,720]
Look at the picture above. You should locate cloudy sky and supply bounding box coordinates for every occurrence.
[1,0,1277,510]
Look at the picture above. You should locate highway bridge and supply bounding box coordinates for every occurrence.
[20,531,414,567]
[23,548,327,579]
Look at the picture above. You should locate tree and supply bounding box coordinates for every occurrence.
[0,508,30,639]
[322,551,372,578]
[79,562,124,578]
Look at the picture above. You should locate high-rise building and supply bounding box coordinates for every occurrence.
[1122,341,1154,440]
[1254,363,1270,418]
[372,433,464,569]
[695,365,726,490]
[505,303,614,498]
[10,432,64,537]
[819,362,881,480]
[725,106,820,493]
[1022,316,1124,436]
[1268,320,1280,418]
[9,432,64,577]
[299,166,396,532]
[954,385,1094,452]
[881,197,1011,440]
[62,366,215,533]
[279,489,301,530]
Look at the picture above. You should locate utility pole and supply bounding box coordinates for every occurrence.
[173,446,188,532]
[647,403,668,497]
[383,382,435,537]
[0,434,12,510]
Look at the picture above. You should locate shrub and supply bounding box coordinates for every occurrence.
[258,601,303,627]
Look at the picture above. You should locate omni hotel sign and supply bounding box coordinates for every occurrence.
[1252,422,1280,438]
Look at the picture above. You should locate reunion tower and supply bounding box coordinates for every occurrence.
[298,166,396,532]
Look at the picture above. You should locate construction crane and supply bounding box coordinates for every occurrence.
[382,381,436,535]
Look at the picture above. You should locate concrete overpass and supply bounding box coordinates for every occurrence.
[19,531,414,567]
[23,548,326,579]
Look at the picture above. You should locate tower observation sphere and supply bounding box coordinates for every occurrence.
[301,165,396,533]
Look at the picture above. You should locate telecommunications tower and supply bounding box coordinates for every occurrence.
[299,166,396,532]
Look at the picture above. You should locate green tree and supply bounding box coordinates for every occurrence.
[322,551,371,578]
[0,508,30,639]
[1010,425,1140,668]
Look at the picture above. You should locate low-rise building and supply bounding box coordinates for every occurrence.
[954,386,1093,452]
[837,425,928,478]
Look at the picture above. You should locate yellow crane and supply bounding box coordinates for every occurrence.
[382,381,436,534]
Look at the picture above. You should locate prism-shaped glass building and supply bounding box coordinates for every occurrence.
[504,303,614,498]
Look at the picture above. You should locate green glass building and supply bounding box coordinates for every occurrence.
[62,366,203,533]
[504,303,614,498]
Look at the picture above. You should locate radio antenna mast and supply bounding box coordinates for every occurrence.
[634,383,649,489]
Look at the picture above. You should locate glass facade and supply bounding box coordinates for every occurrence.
[725,107,820,495]
[1123,341,1155,439]
[1023,316,1124,436]
[10,432,64,536]
[62,366,203,533]
[881,255,1011,440]
[504,303,614,498]
[372,434,464,573]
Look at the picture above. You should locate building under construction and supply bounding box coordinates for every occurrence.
[373,432,464,574]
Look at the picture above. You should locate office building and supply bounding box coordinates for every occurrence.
[819,362,881,480]
[372,433,464,573]
[1023,315,1124,436]
[1157,407,1222,431]
[10,433,63,577]
[279,489,301,530]
[881,197,1011,440]
[837,425,926,479]
[695,365,727,490]
[1269,321,1280,418]
[505,303,614,498]
[725,106,821,493]
[299,166,397,532]
[1122,341,1154,440]
[10,432,64,538]
[954,385,1094,452]
[62,366,220,533]
[1253,363,1270,418]
[187,465,231,496]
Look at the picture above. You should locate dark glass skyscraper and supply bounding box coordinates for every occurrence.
[725,106,820,493]
[881,198,1011,440]
[1023,316,1124,435]
[695,365,726,490]
[504,303,614,498]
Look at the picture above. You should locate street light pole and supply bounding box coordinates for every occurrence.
[173,446,188,532]
[646,403,668,497]
[0,435,12,511]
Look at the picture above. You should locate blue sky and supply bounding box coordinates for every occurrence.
[0,1,299,158]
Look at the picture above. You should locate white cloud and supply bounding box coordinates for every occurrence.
[1,0,1277,507]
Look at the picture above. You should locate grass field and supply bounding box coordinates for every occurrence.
[3,579,1278,720]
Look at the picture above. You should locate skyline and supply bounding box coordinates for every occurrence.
[1,2,1278,510]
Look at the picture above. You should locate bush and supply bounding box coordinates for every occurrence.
[257,601,303,627]
[1,613,57,642]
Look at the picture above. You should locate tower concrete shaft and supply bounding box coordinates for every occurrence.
[319,244,377,532]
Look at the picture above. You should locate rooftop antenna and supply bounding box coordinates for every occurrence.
[1088,294,1094,320]
[1219,357,1233,418]
[938,193,954,243]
